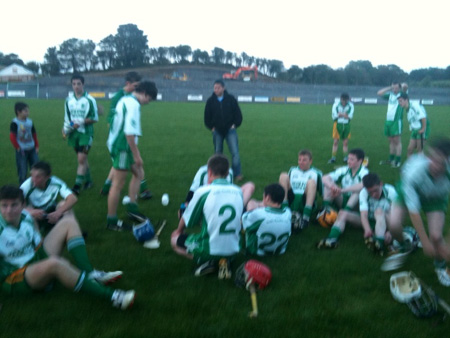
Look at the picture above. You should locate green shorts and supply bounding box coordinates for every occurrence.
[384,120,402,137]
[68,131,93,149]
[2,245,48,295]
[333,122,351,139]
[111,150,135,170]
[289,192,307,213]
[410,120,430,140]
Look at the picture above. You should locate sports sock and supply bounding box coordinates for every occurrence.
[331,151,337,158]
[395,156,401,164]
[303,205,312,220]
[328,226,341,239]
[107,215,118,225]
[434,260,446,269]
[85,168,92,183]
[74,271,114,299]
[102,180,112,193]
[67,237,93,272]
[323,201,331,209]
[375,236,385,249]
[389,154,395,162]
[139,179,148,193]
[75,175,85,186]
[126,202,140,213]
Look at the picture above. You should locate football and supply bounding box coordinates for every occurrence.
[316,208,338,228]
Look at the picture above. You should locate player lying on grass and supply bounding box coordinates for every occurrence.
[0,185,134,310]
[20,161,78,235]
[279,149,322,232]
[318,148,368,248]
[383,138,450,286]
[317,173,396,253]
[243,183,291,256]
[171,154,244,279]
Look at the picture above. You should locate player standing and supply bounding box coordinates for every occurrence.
[377,82,408,168]
[106,81,158,231]
[63,74,98,195]
[328,93,354,164]
[397,92,430,157]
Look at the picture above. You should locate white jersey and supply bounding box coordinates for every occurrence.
[332,101,354,124]
[20,176,73,212]
[288,166,322,195]
[107,95,142,153]
[64,92,98,135]
[406,102,427,131]
[189,165,233,192]
[385,92,401,121]
[242,206,291,256]
[359,184,397,220]
[327,165,369,193]
[0,210,42,280]
[183,179,243,257]
[400,154,450,213]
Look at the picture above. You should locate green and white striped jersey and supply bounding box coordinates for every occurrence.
[399,154,450,213]
[64,92,98,135]
[327,165,369,196]
[406,101,427,131]
[359,184,397,220]
[332,101,354,124]
[242,206,291,256]
[383,92,403,122]
[0,210,41,281]
[183,179,243,259]
[20,176,73,212]
[107,95,142,154]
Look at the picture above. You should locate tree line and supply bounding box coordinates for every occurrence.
[1,23,449,87]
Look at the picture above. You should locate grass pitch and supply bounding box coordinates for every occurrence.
[0,99,449,337]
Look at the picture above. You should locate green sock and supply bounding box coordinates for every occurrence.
[395,156,401,164]
[75,271,114,299]
[328,226,341,239]
[126,202,139,213]
[107,215,118,225]
[389,154,395,162]
[75,175,85,185]
[434,260,446,269]
[375,236,385,249]
[140,179,148,193]
[323,201,331,209]
[102,180,111,193]
[67,237,93,272]
[303,205,312,220]
[85,168,92,183]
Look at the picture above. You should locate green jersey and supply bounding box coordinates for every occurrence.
[382,92,402,122]
[108,89,126,125]
[64,92,98,136]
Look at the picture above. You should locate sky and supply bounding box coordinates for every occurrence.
[2,0,449,73]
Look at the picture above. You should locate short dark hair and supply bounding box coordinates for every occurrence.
[14,102,28,116]
[264,183,285,205]
[398,92,409,100]
[135,81,158,100]
[207,154,229,177]
[0,185,24,203]
[340,93,350,102]
[349,148,365,161]
[71,74,85,84]
[362,172,381,189]
[214,79,225,87]
[298,149,312,160]
[31,161,52,177]
[125,71,142,83]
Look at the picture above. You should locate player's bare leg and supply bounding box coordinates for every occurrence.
[241,182,255,207]
[108,169,127,217]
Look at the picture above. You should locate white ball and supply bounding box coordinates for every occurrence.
[161,193,169,206]
[122,195,131,205]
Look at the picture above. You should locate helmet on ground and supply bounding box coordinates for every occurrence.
[316,208,338,228]
[235,260,272,290]
[132,219,155,242]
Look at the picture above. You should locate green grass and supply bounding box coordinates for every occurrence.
[0,99,450,337]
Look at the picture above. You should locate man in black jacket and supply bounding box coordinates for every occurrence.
[204,80,243,181]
